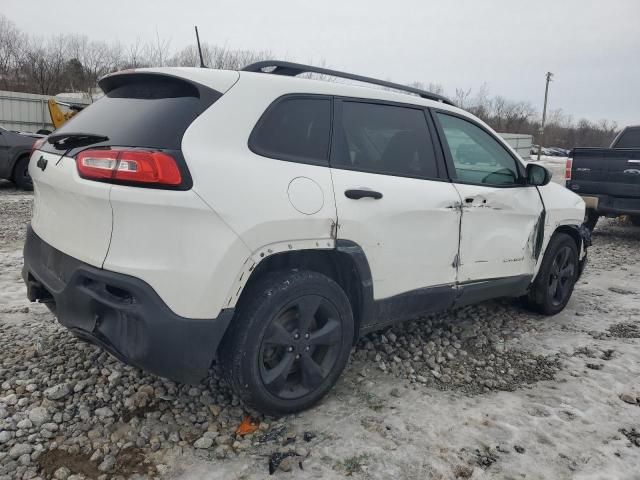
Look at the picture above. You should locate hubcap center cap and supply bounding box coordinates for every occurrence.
[289,332,311,353]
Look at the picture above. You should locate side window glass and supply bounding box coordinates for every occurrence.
[333,102,438,178]
[251,97,331,164]
[436,113,520,186]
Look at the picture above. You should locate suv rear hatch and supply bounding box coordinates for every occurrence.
[30,71,229,267]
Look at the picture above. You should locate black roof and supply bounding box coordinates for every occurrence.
[242,60,455,106]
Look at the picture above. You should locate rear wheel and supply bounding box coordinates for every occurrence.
[525,233,579,315]
[629,215,640,227]
[584,209,599,231]
[12,156,33,190]
[220,270,354,415]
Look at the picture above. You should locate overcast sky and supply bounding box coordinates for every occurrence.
[4,0,639,126]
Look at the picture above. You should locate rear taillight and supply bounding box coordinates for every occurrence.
[565,158,573,181]
[31,137,46,158]
[76,149,182,186]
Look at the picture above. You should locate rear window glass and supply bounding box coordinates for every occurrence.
[614,128,640,148]
[250,97,331,164]
[332,102,439,178]
[41,74,219,153]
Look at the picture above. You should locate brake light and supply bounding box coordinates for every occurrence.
[565,158,573,181]
[76,149,182,186]
[31,137,46,158]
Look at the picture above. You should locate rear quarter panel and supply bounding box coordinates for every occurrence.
[103,186,251,319]
[181,75,338,253]
[180,75,341,313]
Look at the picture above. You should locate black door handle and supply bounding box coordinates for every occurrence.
[344,189,383,200]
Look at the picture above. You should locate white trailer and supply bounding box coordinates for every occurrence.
[498,133,534,160]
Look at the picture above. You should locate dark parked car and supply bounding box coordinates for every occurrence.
[0,127,43,190]
[547,147,570,157]
[566,125,640,230]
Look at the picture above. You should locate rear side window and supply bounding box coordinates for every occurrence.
[41,74,220,154]
[250,97,331,164]
[613,128,640,148]
[333,102,438,178]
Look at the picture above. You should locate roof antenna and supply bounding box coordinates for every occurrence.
[194,26,206,68]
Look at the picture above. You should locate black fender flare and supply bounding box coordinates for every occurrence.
[335,240,375,336]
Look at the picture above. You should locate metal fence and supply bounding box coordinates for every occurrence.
[0,90,55,133]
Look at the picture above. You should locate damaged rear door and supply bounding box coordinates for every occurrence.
[433,111,544,283]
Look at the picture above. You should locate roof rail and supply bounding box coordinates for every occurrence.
[242,60,455,106]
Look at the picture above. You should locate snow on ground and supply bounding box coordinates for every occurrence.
[1,180,639,480]
[528,155,569,186]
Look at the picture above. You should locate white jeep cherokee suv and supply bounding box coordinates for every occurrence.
[23,61,589,415]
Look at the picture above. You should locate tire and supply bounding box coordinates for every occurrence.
[584,209,599,232]
[525,233,579,315]
[12,156,33,191]
[220,269,354,415]
[629,215,640,227]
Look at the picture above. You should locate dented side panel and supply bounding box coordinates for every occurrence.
[331,168,462,300]
[453,184,545,282]
[533,181,586,276]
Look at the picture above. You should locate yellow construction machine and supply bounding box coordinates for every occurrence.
[47,99,85,130]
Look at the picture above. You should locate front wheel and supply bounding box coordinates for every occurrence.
[525,233,579,315]
[220,270,354,415]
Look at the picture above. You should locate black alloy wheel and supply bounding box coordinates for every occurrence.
[548,245,576,307]
[220,270,354,415]
[259,295,343,399]
[525,232,579,315]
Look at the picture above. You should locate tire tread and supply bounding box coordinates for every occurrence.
[219,269,353,415]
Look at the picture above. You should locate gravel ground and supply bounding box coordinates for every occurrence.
[1,179,639,479]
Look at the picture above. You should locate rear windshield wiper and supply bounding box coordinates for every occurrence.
[47,132,109,150]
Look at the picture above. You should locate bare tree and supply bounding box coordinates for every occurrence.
[144,30,171,68]
[0,14,621,147]
[124,38,149,69]
[170,43,271,70]
[453,87,472,109]
[0,15,26,90]
[21,36,70,95]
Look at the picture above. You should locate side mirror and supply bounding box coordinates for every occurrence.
[526,163,552,186]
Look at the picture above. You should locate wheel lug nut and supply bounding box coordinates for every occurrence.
[305,346,310,352]
[304,333,310,339]
[287,346,294,352]
[293,333,300,340]
[295,354,300,359]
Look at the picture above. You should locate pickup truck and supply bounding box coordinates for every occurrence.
[566,125,640,230]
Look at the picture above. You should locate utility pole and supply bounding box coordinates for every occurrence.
[537,72,553,162]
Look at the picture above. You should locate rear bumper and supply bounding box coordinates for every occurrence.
[579,194,640,216]
[22,225,234,384]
